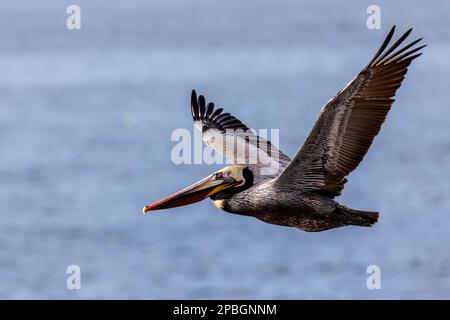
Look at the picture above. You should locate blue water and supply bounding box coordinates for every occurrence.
[1,0,450,299]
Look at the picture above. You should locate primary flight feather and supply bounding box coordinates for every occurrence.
[143,26,425,232]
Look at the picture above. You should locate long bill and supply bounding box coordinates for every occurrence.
[143,173,240,213]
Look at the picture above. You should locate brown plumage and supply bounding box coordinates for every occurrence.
[274,27,425,198]
[144,26,425,232]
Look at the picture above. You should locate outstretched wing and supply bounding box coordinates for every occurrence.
[274,26,425,196]
[191,90,290,176]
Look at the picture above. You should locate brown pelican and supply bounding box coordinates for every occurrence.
[143,26,425,232]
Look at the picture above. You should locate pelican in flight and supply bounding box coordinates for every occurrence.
[143,26,425,232]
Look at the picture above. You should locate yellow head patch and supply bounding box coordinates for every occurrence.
[213,199,225,210]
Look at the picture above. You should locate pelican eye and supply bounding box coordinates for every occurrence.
[215,172,223,179]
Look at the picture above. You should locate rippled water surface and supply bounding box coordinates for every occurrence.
[1,0,450,299]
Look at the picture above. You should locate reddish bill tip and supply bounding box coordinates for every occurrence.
[142,205,152,214]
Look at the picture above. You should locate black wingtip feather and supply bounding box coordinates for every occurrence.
[367,26,396,66]
[206,102,214,118]
[189,91,249,133]
[211,108,223,119]
[367,26,425,68]
[191,89,199,120]
[407,52,423,61]
[373,28,413,65]
[383,38,423,64]
[198,95,206,119]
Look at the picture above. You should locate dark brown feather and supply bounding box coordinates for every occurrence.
[190,90,291,169]
[274,27,425,196]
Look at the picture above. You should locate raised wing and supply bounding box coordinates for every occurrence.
[274,26,425,196]
[191,90,290,176]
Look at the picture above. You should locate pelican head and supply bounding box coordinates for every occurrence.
[143,166,249,213]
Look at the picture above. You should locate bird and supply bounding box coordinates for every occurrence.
[143,26,425,232]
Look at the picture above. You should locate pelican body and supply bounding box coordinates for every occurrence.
[212,174,377,232]
[143,26,424,232]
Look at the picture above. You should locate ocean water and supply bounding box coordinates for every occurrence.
[1,0,450,299]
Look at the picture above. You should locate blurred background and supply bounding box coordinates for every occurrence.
[0,0,449,299]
